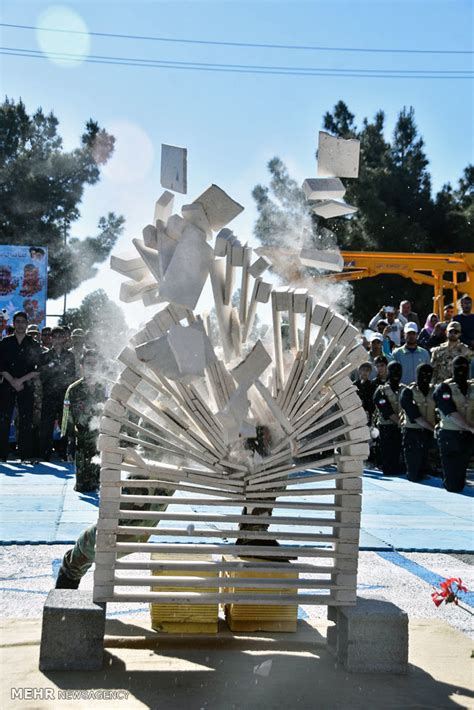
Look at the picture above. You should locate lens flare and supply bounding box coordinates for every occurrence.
[36,6,90,67]
[102,121,154,185]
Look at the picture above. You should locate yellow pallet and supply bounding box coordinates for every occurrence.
[149,554,219,634]
[222,556,298,632]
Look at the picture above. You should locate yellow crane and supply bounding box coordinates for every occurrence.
[327,252,474,318]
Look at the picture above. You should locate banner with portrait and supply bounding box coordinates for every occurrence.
[0,245,48,333]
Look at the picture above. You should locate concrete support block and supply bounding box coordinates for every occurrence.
[317,131,360,179]
[194,184,244,231]
[39,590,106,671]
[327,596,408,673]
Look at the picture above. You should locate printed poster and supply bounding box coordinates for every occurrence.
[0,245,48,333]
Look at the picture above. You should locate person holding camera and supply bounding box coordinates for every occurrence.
[369,306,404,347]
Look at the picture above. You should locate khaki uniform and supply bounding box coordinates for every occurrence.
[61,378,106,492]
[434,378,474,492]
[400,384,436,482]
[431,342,472,384]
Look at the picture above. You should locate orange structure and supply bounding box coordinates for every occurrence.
[326,252,474,318]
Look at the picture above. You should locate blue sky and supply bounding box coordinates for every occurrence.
[1,0,472,325]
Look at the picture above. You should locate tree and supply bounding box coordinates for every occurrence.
[60,289,128,360]
[0,98,124,299]
[252,101,473,323]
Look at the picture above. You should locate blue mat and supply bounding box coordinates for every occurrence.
[0,461,472,552]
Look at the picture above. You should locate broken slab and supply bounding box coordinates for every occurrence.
[248,255,271,278]
[156,223,180,278]
[311,200,357,219]
[302,177,346,201]
[161,144,188,194]
[158,225,214,310]
[168,322,215,377]
[182,202,212,239]
[135,334,181,380]
[154,190,175,224]
[110,252,148,282]
[166,214,186,241]
[317,131,360,179]
[194,184,244,231]
[142,224,158,249]
[132,238,161,282]
[119,276,157,303]
[231,340,272,390]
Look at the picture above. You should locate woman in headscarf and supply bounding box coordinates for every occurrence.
[418,313,439,350]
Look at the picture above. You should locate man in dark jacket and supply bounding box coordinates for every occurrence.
[0,311,41,461]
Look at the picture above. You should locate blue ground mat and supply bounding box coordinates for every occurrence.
[0,461,472,552]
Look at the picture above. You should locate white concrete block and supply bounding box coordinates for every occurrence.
[110,252,148,282]
[166,214,186,241]
[317,131,360,179]
[135,334,181,380]
[325,314,348,338]
[158,226,214,309]
[160,144,187,194]
[168,323,206,376]
[302,177,346,201]
[274,286,291,311]
[231,340,272,389]
[331,376,354,396]
[132,239,161,282]
[255,281,272,303]
[142,289,161,307]
[339,443,369,456]
[248,255,271,278]
[214,228,233,256]
[103,400,126,418]
[194,184,244,231]
[154,190,175,224]
[300,248,344,272]
[292,288,308,313]
[99,417,122,435]
[230,242,245,266]
[142,224,157,250]
[182,202,212,239]
[119,276,157,303]
[311,303,331,326]
[339,323,360,347]
[311,200,357,219]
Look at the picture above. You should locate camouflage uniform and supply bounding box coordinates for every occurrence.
[61,378,107,492]
[58,476,174,582]
[431,342,472,385]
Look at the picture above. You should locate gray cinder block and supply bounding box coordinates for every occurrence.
[327,596,408,673]
[39,590,106,671]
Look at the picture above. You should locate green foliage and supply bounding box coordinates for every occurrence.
[59,289,128,359]
[0,98,124,299]
[253,100,473,323]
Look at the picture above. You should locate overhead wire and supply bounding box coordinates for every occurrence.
[1,21,473,55]
[1,46,472,79]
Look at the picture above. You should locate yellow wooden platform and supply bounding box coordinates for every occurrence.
[149,554,219,634]
[222,556,299,632]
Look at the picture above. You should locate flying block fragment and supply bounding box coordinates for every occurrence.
[161,144,188,194]
[317,131,360,179]
[299,248,344,272]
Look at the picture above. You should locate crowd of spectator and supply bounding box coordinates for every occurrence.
[354,294,474,493]
[0,312,108,492]
[1,295,473,495]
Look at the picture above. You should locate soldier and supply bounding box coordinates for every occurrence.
[373,361,405,476]
[431,321,472,384]
[0,311,41,462]
[39,326,76,461]
[55,472,175,588]
[433,356,474,493]
[400,363,436,482]
[61,349,107,492]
